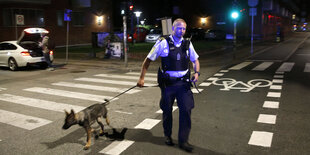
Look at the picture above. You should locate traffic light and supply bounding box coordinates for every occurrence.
[129,5,133,11]
[231,11,239,19]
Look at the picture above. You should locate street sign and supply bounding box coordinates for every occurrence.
[64,9,72,21]
[16,14,24,25]
[248,0,259,7]
[249,8,257,16]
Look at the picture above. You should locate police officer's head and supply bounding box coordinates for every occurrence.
[172,18,187,39]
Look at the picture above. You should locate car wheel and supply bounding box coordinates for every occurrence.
[8,58,18,71]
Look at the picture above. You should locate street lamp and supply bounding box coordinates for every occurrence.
[134,11,142,42]
[200,17,207,26]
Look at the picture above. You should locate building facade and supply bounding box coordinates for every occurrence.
[0,0,113,46]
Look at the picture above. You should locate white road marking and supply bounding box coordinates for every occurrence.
[207,77,218,81]
[257,114,277,124]
[0,109,52,130]
[229,62,253,70]
[304,63,310,72]
[134,118,161,130]
[272,79,283,84]
[99,140,135,155]
[219,70,229,73]
[267,92,281,98]
[24,87,116,102]
[270,85,282,90]
[0,94,85,112]
[156,106,178,114]
[192,88,203,93]
[214,73,224,77]
[252,62,274,71]
[199,82,212,87]
[52,82,140,94]
[276,62,294,72]
[126,72,157,76]
[248,131,273,147]
[95,74,157,81]
[0,87,7,91]
[75,77,156,87]
[275,71,284,74]
[114,110,133,115]
[273,75,284,78]
[263,101,279,109]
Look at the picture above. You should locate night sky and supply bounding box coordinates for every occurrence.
[112,0,310,28]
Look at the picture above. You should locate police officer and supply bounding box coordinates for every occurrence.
[137,18,200,152]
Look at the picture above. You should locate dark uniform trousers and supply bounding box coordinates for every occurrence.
[160,80,194,143]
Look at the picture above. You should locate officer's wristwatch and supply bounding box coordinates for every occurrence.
[194,71,200,76]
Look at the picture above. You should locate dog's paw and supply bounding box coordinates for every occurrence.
[83,145,90,150]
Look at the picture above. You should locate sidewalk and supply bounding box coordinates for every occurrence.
[248,32,310,62]
[53,32,307,73]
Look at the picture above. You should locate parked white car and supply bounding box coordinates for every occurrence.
[145,28,162,43]
[0,28,53,71]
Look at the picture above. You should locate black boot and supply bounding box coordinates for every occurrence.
[179,142,193,152]
[165,136,174,146]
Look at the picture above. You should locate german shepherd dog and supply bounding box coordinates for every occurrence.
[62,102,110,150]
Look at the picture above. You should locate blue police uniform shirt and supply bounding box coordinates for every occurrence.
[147,35,199,78]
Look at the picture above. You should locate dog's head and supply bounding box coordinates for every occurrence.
[62,109,77,130]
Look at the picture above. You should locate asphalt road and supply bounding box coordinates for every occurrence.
[0,32,309,155]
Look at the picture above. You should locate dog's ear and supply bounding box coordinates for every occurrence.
[64,110,69,115]
[71,109,75,114]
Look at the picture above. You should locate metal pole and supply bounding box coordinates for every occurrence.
[123,16,128,67]
[233,21,237,59]
[137,16,139,43]
[251,15,254,55]
[234,21,237,47]
[66,21,69,63]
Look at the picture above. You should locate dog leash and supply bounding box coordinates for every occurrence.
[103,84,159,105]
[104,85,138,105]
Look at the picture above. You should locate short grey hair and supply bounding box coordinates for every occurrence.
[172,18,187,27]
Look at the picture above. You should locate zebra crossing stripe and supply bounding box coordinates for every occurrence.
[248,131,273,147]
[304,63,310,72]
[75,77,156,87]
[192,88,203,93]
[252,62,274,71]
[267,92,281,98]
[0,109,52,130]
[0,94,85,112]
[270,85,282,90]
[273,75,284,78]
[95,74,157,81]
[99,140,135,155]
[272,79,283,84]
[199,82,212,87]
[134,118,161,130]
[126,72,157,76]
[257,114,277,124]
[219,70,229,73]
[214,73,224,77]
[52,82,141,94]
[263,101,279,109]
[24,87,116,102]
[229,62,253,70]
[276,62,294,72]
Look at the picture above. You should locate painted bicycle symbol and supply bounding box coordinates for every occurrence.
[212,78,272,92]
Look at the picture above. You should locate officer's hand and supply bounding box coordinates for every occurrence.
[192,73,199,82]
[137,79,144,88]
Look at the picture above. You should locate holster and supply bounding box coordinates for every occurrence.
[157,67,170,88]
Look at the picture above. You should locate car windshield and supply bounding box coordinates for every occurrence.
[149,29,162,34]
